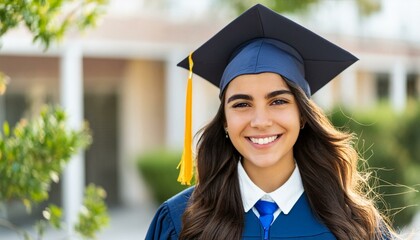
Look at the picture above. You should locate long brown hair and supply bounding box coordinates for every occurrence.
[180,80,392,239]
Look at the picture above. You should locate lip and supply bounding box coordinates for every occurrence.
[246,134,282,148]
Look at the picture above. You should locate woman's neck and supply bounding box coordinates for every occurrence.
[243,156,295,193]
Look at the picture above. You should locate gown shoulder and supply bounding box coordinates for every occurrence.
[145,186,194,240]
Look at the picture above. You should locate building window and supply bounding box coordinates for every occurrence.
[407,73,418,99]
[376,73,390,100]
[4,93,28,126]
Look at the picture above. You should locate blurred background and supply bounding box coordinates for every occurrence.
[0,0,419,239]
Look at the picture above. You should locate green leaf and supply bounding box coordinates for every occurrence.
[0,0,108,49]
[44,204,62,229]
[74,184,109,238]
[0,105,91,204]
[3,121,9,137]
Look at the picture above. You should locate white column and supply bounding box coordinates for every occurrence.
[390,60,407,112]
[60,42,84,235]
[165,50,187,149]
[340,67,357,108]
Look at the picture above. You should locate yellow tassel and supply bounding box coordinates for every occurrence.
[177,53,194,185]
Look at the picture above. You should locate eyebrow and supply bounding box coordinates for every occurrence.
[226,89,292,104]
[266,90,293,99]
[227,94,252,103]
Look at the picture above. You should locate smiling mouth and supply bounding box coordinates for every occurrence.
[248,135,280,145]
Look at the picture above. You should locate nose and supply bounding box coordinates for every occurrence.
[250,107,272,129]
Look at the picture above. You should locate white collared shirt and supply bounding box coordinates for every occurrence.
[237,161,304,221]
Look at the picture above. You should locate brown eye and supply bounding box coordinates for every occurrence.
[232,102,250,108]
[271,99,288,105]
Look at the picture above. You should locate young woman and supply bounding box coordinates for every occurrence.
[146,4,395,240]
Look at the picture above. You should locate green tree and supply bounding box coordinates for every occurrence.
[0,1,109,239]
[0,0,108,49]
[0,106,109,239]
[329,105,420,228]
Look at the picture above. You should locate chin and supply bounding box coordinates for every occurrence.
[247,157,281,168]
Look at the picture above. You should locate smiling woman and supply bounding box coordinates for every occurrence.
[145,3,397,240]
[224,73,300,193]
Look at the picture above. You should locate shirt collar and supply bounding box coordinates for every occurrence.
[237,161,304,215]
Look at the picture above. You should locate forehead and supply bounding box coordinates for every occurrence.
[225,72,290,94]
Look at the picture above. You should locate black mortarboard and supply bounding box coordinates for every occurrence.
[177,3,358,97]
[175,4,358,185]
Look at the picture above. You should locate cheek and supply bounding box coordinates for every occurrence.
[225,111,249,132]
[276,110,301,129]
[226,114,243,127]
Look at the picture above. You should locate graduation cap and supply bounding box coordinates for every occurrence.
[176,4,358,185]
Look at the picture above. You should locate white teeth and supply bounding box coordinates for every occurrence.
[250,136,278,145]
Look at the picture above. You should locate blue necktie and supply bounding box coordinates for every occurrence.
[254,200,279,240]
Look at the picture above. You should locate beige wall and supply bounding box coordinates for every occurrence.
[0,56,60,117]
[357,71,376,108]
[84,58,126,94]
[119,59,165,205]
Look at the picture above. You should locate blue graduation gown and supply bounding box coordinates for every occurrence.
[145,187,336,239]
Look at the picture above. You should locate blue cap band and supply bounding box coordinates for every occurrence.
[220,38,311,97]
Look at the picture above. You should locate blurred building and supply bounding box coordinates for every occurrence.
[0,0,419,222]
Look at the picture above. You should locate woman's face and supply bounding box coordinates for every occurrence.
[224,72,301,175]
